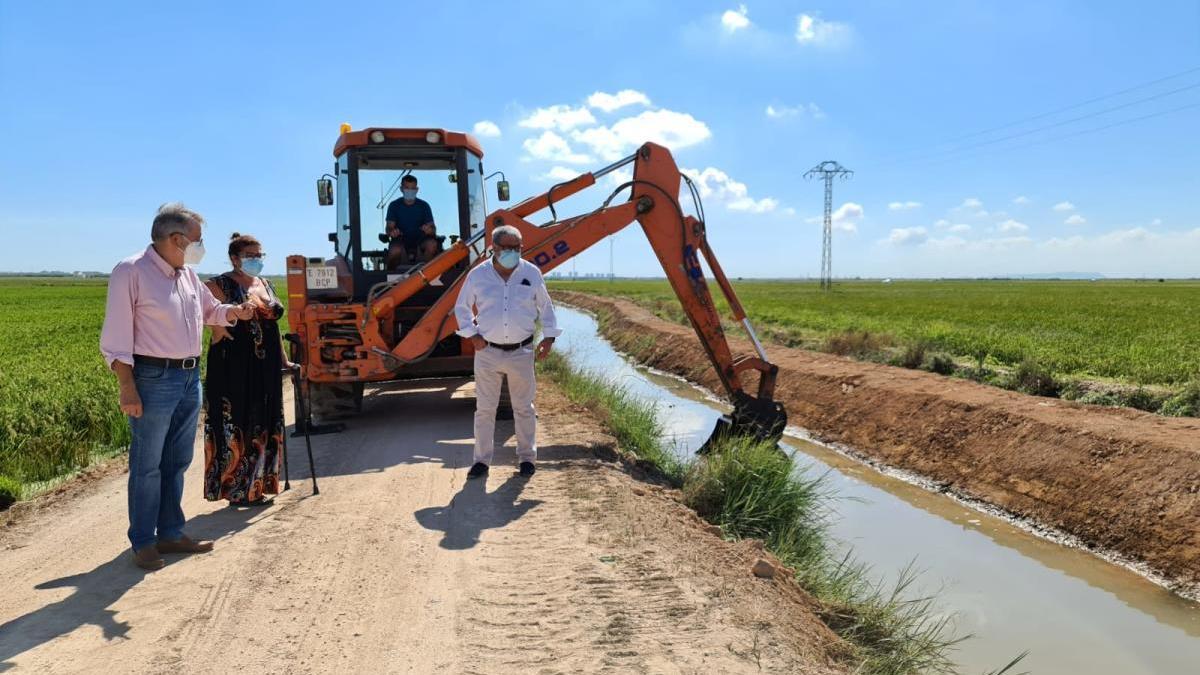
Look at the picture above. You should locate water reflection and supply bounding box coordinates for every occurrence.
[554,306,1200,675]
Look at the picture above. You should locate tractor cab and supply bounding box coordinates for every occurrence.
[315,126,508,301]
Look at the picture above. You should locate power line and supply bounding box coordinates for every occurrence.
[867,65,1200,168]
[945,65,1200,142]
[873,80,1200,169]
[900,100,1200,170]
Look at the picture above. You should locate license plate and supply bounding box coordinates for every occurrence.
[306,266,338,290]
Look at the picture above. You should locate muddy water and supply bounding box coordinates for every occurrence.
[554,307,1200,674]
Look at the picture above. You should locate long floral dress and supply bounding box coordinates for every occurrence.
[202,273,285,502]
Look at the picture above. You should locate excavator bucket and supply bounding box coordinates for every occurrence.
[697,392,788,455]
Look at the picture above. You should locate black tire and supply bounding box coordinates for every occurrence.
[307,381,364,423]
[496,375,514,420]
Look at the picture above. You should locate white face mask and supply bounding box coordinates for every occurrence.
[182,239,206,266]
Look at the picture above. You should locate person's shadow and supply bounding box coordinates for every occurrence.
[0,503,261,671]
[413,473,542,550]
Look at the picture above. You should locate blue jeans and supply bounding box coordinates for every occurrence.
[127,361,201,551]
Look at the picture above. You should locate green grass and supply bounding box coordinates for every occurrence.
[551,278,1200,387]
[538,351,687,483]
[0,278,129,499]
[0,275,291,503]
[538,350,999,674]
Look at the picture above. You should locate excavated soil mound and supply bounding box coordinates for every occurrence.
[555,291,1200,595]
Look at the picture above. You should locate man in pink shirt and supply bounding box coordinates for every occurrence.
[101,203,255,571]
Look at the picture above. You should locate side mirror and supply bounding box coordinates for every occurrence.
[317,178,334,206]
[497,180,510,202]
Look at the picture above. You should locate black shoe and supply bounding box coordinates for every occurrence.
[467,462,489,479]
[519,461,536,477]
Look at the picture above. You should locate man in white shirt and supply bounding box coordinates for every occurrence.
[453,225,561,479]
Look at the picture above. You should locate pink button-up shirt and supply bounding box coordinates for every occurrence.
[100,245,236,368]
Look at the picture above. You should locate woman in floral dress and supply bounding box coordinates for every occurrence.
[203,233,289,506]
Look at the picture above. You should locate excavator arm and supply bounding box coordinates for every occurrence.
[346,142,788,445]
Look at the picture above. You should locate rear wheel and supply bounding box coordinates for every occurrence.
[306,381,364,423]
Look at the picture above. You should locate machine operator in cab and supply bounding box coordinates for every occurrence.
[385,174,440,268]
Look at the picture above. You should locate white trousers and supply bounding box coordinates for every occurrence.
[473,344,537,465]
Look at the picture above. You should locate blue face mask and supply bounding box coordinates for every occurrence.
[240,257,264,276]
[496,249,521,269]
[402,189,418,201]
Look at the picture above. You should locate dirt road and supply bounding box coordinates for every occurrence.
[554,291,1200,597]
[0,378,847,673]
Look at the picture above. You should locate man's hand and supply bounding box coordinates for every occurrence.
[536,337,555,361]
[470,335,487,350]
[421,222,436,236]
[210,325,232,344]
[388,226,401,238]
[120,383,143,418]
[230,302,256,321]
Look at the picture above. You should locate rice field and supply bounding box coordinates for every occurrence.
[550,279,1200,387]
[0,276,289,504]
[0,278,126,503]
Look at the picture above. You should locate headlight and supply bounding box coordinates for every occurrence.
[369,130,386,144]
[425,131,441,144]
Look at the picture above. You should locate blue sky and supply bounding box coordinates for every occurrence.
[1,1,1197,278]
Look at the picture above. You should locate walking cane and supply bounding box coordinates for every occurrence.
[280,367,293,492]
[283,334,320,495]
[296,370,321,496]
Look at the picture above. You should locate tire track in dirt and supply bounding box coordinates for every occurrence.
[0,379,849,674]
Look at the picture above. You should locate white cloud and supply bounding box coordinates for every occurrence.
[997,219,1029,233]
[572,109,711,160]
[472,120,501,138]
[783,207,797,216]
[980,236,1034,249]
[1064,214,1087,226]
[1150,218,1163,226]
[765,103,825,119]
[518,104,596,132]
[1012,195,1031,205]
[926,235,967,249]
[522,131,592,164]
[1052,201,1076,212]
[831,202,863,232]
[587,89,651,113]
[683,166,778,214]
[885,227,928,246]
[948,223,971,233]
[960,197,983,209]
[540,166,579,182]
[1099,227,1151,245]
[795,13,852,46]
[934,219,951,228]
[888,201,922,211]
[721,4,751,32]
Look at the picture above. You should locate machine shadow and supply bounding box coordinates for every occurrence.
[285,377,480,481]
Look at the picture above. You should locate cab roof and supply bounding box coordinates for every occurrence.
[333,127,484,158]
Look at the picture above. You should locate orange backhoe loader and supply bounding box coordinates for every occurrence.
[286,126,786,447]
